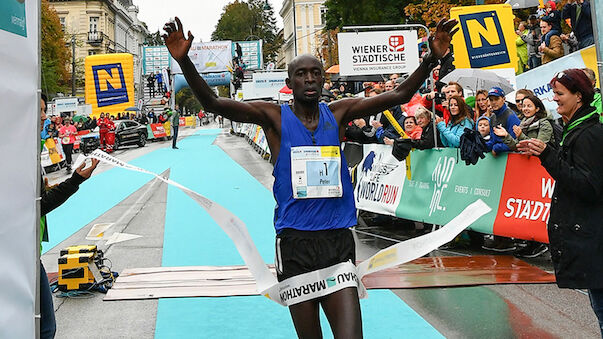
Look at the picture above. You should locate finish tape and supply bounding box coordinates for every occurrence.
[82,150,491,306]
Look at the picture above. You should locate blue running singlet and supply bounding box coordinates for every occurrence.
[273,103,357,233]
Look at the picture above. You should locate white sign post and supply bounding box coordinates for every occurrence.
[0,0,38,337]
[338,30,420,76]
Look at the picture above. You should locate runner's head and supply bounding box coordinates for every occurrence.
[286,54,324,103]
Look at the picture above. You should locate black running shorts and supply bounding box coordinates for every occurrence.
[275,228,356,282]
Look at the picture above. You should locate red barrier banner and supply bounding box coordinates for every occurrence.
[150,123,168,138]
[493,153,552,243]
[179,117,186,126]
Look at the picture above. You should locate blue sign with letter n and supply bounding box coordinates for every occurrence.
[92,63,129,107]
[459,11,510,68]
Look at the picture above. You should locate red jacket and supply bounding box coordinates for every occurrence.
[421,96,451,124]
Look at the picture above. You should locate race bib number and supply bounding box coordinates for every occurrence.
[291,146,342,199]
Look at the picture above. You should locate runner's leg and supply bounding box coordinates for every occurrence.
[321,287,362,339]
[289,299,322,339]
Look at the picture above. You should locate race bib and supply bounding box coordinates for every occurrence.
[62,137,70,144]
[291,146,342,199]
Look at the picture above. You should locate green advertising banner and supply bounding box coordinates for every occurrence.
[395,148,507,234]
[0,0,26,37]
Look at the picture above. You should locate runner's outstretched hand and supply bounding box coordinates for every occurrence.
[428,19,459,60]
[162,17,194,63]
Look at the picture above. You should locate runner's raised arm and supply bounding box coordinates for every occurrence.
[162,17,279,128]
[330,19,459,124]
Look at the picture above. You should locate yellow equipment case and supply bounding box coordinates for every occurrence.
[57,252,96,292]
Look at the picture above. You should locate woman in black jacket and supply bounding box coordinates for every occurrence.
[518,68,603,334]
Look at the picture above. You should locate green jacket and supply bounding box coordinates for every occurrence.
[502,116,553,150]
[515,29,529,74]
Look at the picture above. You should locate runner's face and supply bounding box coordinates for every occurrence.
[522,98,538,118]
[287,56,324,103]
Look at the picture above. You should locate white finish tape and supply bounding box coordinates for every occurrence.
[86,150,491,307]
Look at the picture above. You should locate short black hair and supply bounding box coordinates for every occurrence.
[41,93,48,105]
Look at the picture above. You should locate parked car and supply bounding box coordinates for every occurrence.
[114,120,147,150]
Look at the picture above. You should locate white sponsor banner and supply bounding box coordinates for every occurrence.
[54,97,79,113]
[515,47,594,117]
[246,72,288,100]
[338,30,420,76]
[0,0,38,337]
[354,144,406,216]
[171,41,232,74]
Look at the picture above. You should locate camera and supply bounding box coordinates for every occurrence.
[433,92,446,104]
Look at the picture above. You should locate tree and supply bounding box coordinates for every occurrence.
[146,30,165,46]
[211,0,283,63]
[323,0,415,31]
[175,87,202,114]
[41,0,71,95]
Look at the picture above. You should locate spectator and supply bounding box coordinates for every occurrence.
[403,116,422,139]
[517,69,603,333]
[147,73,156,97]
[495,94,553,151]
[386,116,422,144]
[476,115,491,141]
[562,0,594,49]
[485,87,521,155]
[523,14,543,70]
[438,46,455,80]
[474,89,490,118]
[581,68,602,117]
[539,18,563,64]
[409,106,442,149]
[97,112,109,151]
[156,71,164,95]
[389,73,399,81]
[541,1,562,39]
[515,89,534,119]
[560,32,579,54]
[59,118,77,173]
[436,95,474,147]
[345,118,372,144]
[384,80,395,92]
[516,21,529,74]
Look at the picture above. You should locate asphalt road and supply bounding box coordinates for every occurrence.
[42,121,600,338]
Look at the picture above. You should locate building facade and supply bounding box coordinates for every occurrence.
[49,0,149,97]
[279,0,327,66]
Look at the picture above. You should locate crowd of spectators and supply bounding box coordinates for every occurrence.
[332,58,601,257]
[516,0,594,73]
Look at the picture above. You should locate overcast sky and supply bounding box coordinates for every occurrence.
[135,0,283,42]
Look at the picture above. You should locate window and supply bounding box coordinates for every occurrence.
[59,17,65,32]
[320,6,328,25]
[88,50,97,56]
[89,17,99,32]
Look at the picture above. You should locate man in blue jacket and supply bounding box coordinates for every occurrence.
[562,0,594,49]
[487,87,521,155]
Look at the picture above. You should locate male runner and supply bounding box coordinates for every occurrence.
[163,17,457,338]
